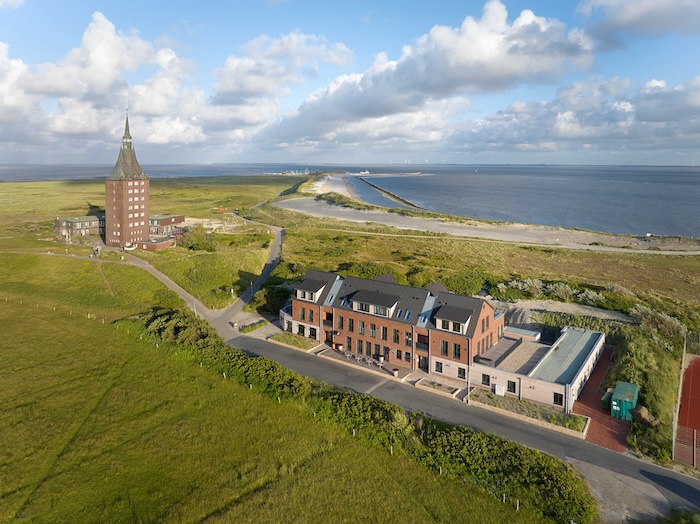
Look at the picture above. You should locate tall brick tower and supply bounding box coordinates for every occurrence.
[105,115,150,248]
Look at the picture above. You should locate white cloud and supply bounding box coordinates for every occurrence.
[255,0,593,155]
[213,31,352,104]
[578,0,700,35]
[20,12,155,101]
[444,76,700,159]
[0,0,23,9]
[0,42,35,123]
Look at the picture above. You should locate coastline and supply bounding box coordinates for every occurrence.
[357,176,423,209]
[302,173,700,252]
[275,196,700,254]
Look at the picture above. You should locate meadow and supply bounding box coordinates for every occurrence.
[2,174,699,519]
[0,255,543,523]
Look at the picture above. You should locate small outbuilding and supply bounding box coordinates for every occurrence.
[611,381,639,421]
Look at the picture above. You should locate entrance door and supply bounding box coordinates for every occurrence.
[418,356,428,372]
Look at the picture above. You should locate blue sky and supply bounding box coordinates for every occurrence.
[0,0,699,165]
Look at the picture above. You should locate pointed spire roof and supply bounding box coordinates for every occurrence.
[123,114,132,139]
[109,114,147,180]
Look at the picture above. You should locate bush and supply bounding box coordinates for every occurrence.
[239,320,268,333]
[179,223,217,252]
[128,307,599,524]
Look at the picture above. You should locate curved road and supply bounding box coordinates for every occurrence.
[115,212,699,522]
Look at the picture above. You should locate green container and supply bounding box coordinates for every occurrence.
[611,381,639,421]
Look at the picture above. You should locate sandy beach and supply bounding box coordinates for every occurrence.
[286,173,700,254]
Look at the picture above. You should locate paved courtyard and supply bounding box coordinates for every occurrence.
[573,349,630,452]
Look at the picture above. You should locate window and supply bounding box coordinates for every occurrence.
[374,305,388,316]
[397,309,403,318]
[396,349,402,360]
[405,310,411,320]
[553,393,564,406]
[370,324,376,337]
[308,292,315,302]
[458,367,466,380]
[381,326,388,340]
[452,322,461,333]
[309,327,317,339]
[374,344,380,357]
[358,302,370,312]
[441,319,449,330]
[404,352,411,362]
[440,340,448,356]
[435,361,443,373]
[453,343,461,360]
[297,325,305,336]
[299,307,305,321]
[404,332,412,347]
[357,340,362,353]
[346,336,352,349]
[337,316,344,329]
[299,290,306,299]
[348,318,354,332]
[481,374,490,386]
[507,380,516,394]
[308,310,314,323]
[359,321,365,335]
[482,318,486,333]
[486,315,490,329]
[365,341,371,355]
[393,329,400,343]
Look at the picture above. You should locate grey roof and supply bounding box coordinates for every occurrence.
[57,215,103,223]
[150,213,184,221]
[352,289,400,308]
[430,292,485,336]
[297,279,328,293]
[434,304,473,323]
[108,115,148,181]
[332,275,430,325]
[297,270,340,305]
[528,327,605,385]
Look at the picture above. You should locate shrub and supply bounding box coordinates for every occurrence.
[178,223,217,252]
[239,320,268,333]
[128,308,599,523]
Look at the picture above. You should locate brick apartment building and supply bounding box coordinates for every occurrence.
[105,115,150,248]
[54,215,104,242]
[280,270,504,379]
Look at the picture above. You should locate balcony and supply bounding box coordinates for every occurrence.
[416,341,429,351]
[323,320,333,327]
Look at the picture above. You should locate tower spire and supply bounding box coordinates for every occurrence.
[124,112,131,140]
[122,112,132,152]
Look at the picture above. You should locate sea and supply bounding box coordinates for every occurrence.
[1,163,698,238]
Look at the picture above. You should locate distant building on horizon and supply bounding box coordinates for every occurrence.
[105,115,150,248]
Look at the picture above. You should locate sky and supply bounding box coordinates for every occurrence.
[0,0,699,165]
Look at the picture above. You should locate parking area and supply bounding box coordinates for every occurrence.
[573,349,630,452]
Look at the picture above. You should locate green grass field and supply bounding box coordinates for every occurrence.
[0,255,542,523]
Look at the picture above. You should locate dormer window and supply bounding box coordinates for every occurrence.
[297,289,317,302]
[373,305,388,317]
[441,319,449,330]
[358,302,370,312]
[451,322,461,333]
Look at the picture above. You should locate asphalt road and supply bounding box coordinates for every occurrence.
[229,334,700,516]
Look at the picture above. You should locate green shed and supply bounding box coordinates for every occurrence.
[611,381,639,421]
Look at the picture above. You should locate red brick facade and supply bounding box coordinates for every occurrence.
[282,271,504,380]
[105,178,150,247]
